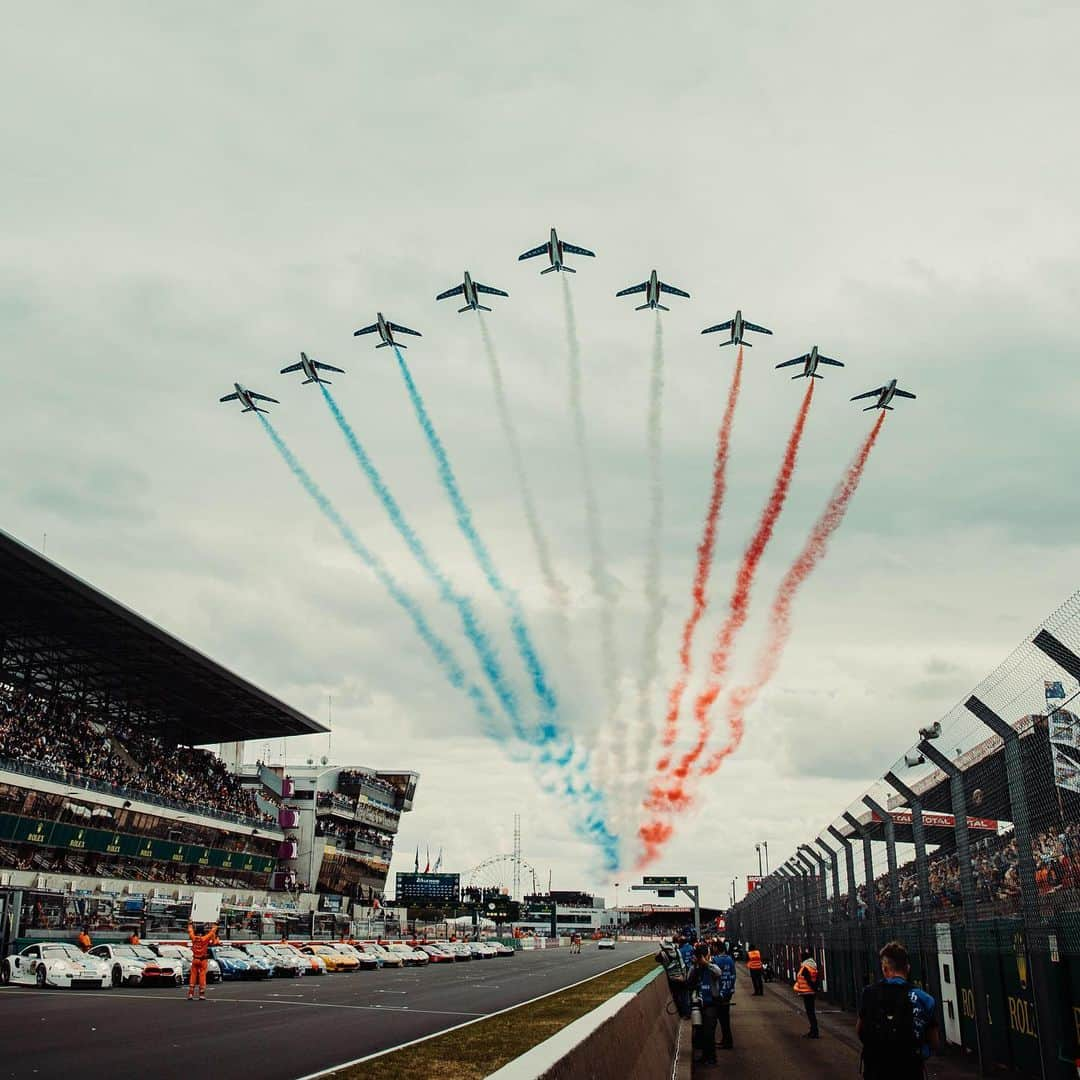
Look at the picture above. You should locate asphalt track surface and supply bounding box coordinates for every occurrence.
[0,943,656,1080]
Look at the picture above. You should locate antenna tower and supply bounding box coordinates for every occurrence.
[513,814,522,901]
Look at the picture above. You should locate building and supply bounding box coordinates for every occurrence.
[0,528,417,945]
[517,891,609,934]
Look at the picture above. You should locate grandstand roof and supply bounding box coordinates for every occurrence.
[0,528,326,744]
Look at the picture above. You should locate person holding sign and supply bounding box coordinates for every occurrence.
[187,922,219,1000]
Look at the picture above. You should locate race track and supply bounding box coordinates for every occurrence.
[0,943,656,1079]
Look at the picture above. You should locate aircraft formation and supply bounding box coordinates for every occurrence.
[219,226,916,411]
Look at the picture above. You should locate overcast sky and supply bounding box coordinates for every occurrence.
[4,3,1080,906]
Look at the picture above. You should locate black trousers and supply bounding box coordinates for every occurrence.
[716,1000,733,1047]
[697,1003,718,1063]
[750,969,764,995]
[802,993,819,1036]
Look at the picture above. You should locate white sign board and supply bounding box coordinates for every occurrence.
[190,891,222,925]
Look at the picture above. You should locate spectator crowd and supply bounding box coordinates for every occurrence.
[0,683,273,825]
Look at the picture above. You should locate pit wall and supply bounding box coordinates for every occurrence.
[488,964,681,1080]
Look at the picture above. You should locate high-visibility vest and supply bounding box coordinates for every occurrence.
[748,950,763,970]
[189,926,218,960]
[794,961,818,995]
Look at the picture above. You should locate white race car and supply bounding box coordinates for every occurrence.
[597,938,617,950]
[1,943,110,989]
[90,944,183,987]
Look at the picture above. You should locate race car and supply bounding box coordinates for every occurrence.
[209,944,268,980]
[327,944,378,970]
[89,943,183,987]
[1,943,110,989]
[492,942,516,957]
[146,943,222,984]
[356,943,404,968]
[386,942,428,966]
[240,942,302,977]
[597,938,617,950]
[280,944,327,975]
[297,944,358,972]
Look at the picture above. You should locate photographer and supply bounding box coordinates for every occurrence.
[655,937,690,1018]
[690,942,723,1067]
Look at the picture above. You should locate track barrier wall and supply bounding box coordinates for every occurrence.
[488,965,681,1080]
[727,591,1080,1079]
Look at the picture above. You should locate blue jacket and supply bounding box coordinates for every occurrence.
[714,953,736,1000]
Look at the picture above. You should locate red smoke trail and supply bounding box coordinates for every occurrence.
[656,349,745,770]
[701,411,887,776]
[644,379,816,825]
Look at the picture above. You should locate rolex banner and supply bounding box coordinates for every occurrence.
[1046,681,1080,795]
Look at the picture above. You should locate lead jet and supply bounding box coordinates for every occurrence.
[615,269,690,311]
[353,311,423,350]
[219,383,280,414]
[279,351,345,385]
[436,271,509,313]
[775,346,844,380]
[518,227,596,274]
[701,310,773,347]
[850,379,916,410]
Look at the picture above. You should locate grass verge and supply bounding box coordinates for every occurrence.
[332,953,658,1080]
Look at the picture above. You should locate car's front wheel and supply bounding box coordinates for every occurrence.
[112,966,123,988]
[0,960,10,985]
[36,966,47,988]
[174,972,184,987]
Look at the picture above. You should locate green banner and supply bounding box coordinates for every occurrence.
[0,813,274,874]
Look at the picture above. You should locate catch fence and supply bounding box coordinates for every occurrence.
[726,591,1080,1079]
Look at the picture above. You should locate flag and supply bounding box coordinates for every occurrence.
[424,845,431,874]
[433,847,443,872]
[414,846,419,873]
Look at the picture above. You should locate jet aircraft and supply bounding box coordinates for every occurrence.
[615,270,690,311]
[279,351,345,385]
[436,271,509,313]
[701,310,772,347]
[219,383,280,414]
[850,379,916,410]
[775,346,844,380]
[353,312,423,349]
[517,228,595,274]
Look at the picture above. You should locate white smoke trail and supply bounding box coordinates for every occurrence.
[562,276,620,797]
[627,313,666,831]
[478,314,571,623]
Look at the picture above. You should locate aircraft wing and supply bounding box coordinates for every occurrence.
[475,282,509,297]
[436,284,465,301]
[280,361,304,374]
[701,321,733,335]
[817,355,844,367]
[743,321,773,335]
[562,242,595,257]
[616,282,648,297]
[775,355,807,369]
[850,388,884,402]
[248,392,280,404]
[893,388,916,399]
[518,244,547,261]
[659,281,690,298]
[353,323,378,336]
[388,322,422,337]
[314,362,346,373]
[219,393,239,402]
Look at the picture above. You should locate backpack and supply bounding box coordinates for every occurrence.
[860,982,921,1079]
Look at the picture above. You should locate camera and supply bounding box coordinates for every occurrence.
[918,721,942,741]
[904,750,926,768]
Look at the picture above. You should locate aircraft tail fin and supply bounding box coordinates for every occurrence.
[541,265,558,275]
[656,303,670,312]
[561,265,576,273]
[458,305,472,313]
[395,343,407,349]
[742,340,752,347]
[718,340,734,347]
[375,342,389,348]
[810,372,823,379]
[791,373,806,380]
[477,305,493,312]
[863,404,878,412]
[635,303,651,311]
[883,404,893,410]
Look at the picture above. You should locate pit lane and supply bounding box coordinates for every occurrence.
[0,943,656,1079]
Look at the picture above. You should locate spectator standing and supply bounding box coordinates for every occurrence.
[794,948,820,1038]
[857,941,938,1079]
[711,939,736,1050]
[747,942,764,995]
[691,943,721,1068]
[76,927,92,952]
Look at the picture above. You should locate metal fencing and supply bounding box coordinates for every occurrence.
[726,590,1080,1079]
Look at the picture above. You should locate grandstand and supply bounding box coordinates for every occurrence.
[0,529,416,944]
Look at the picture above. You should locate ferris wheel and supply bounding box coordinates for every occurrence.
[465,855,539,900]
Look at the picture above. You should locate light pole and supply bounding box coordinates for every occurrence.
[762,841,769,875]
[613,882,619,939]
[755,844,763,877]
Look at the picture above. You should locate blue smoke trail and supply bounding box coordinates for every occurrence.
[392,347,557,735]
[262,410,619,867]
[320,384,521,732]
[391,349,620,869]
[256,413,498,739]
